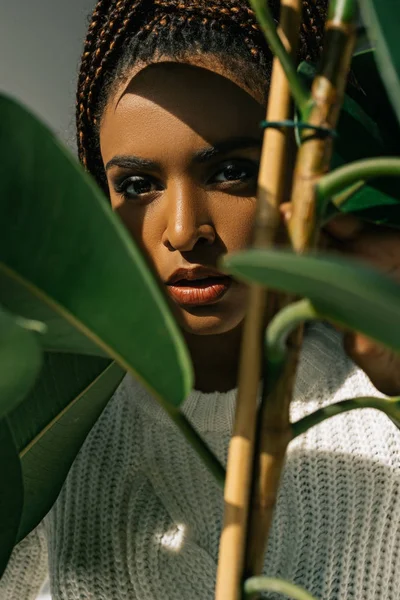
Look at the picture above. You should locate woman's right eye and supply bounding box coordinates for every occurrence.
[114,175,161,201]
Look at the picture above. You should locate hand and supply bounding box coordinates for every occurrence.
[279,204,400,396]
[323,214,400,396]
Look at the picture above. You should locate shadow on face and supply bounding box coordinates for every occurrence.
[100,60,265,336]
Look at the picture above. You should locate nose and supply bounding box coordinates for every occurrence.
[162,181,216,252]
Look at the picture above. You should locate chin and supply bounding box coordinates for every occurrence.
[176,304,246,336]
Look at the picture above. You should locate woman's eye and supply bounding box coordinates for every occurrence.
[114,176,160,200]
[210,161,258,185]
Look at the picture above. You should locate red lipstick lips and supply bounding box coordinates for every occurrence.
[166,267,232,307]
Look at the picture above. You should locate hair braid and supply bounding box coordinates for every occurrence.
[77,0,141,170]
[300,0,327,61]
[78,0,109,84]
[77,0,328,190]
[76,0,113,153]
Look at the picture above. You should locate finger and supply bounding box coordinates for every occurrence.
[343,332,400,396]
[279,204,352,251]
[280,203,291,224]
[281,203,365,242]
[323,213,365,241]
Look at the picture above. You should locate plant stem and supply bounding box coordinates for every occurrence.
[216,2,301,597]
[215,286,266,600]
[327,0,358,22]
[243,325,300,578]
[244,0,358,582]
[266,299,317,360]
[249,0,310,114]
[242,0,302,585]
[317,157,400,201]
[292,396,400,439]
[262,300,318,397]
[244,576,318,600]
[288,0,358,252]
[166,409,226,487]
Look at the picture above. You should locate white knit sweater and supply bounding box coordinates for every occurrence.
[1,324,400,600]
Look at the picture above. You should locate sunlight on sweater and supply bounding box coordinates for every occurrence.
[36,578,51,599]
[158,524,186,552]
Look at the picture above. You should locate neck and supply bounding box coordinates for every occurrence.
[184,325,243,393]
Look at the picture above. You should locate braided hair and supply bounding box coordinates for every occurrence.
[77,0,327,191]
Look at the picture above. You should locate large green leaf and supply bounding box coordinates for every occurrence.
[0,272,105,357]
[0,309,41,577]
[0,306,42,417]
[0,355,122,572]
[0,94,193,573]
[13,358,125,541]
[224,249,400,352]
[351,49,400,150]
[298,60,400,229]
[0,421,23,578]
[0,94,193,406]
[359,0,400,125]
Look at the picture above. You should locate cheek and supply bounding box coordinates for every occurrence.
[113,194,257,256]
[112,200,164,269]
[214,197,257,251]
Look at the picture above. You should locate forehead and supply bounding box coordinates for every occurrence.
[100,61,264,163]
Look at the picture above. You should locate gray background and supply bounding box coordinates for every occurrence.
[0,0,96,146]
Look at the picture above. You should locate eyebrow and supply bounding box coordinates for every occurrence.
[105,136,262,172]
[105,155,157,172]
[192,136,262,163]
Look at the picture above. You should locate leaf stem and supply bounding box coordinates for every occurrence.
[240,0,302,587]
[328,0,358,22]
[248,0,310,114]
[263,300,318,396]
[317,158,400,201]
[266,299,318,362]
[244,576,318,600]
[166,409,226,486]
[292,396,400,439]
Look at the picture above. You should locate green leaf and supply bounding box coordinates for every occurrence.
[0,421,23,578]
[0,306,43,418]
[223,249,400,352]
[291,396,400,439]
[298,60,400,229]
[0,94,193,407]
[12,358,125,541]
[359,0,400,125]
[351,49,400,149]
[0,272,106,357]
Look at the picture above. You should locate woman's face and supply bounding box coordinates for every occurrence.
[100,59,264,336]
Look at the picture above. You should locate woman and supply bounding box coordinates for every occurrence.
[3,1,400,598]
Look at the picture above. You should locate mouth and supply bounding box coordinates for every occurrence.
[165,268,232,307]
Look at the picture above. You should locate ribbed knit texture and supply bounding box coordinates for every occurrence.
[2,324,400,599]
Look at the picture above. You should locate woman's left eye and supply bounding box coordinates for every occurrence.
[209,161,259,185]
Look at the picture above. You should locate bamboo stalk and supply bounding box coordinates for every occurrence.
[245,324,302,578]
[243,0,302,580]
[248,0,311,116]
[215,285,266,600]
[244,0,359,582]
[288,0,358,252]
[215,2,301,598]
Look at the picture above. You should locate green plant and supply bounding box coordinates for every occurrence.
[0,94,223,577]
[0,1,400,599]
